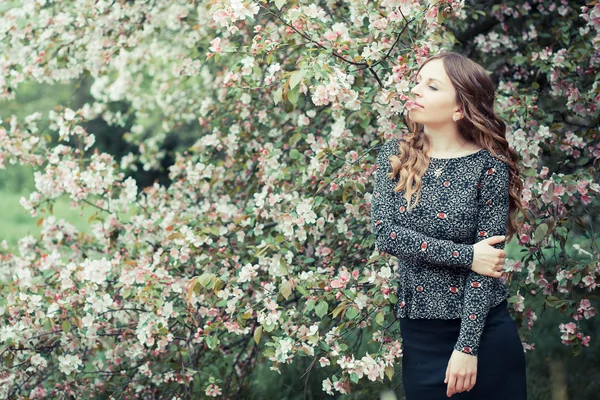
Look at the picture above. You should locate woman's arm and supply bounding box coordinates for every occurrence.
[454,156,510,356]
[371,139,474,270]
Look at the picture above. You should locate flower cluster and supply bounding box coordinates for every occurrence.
[0,0,598,398]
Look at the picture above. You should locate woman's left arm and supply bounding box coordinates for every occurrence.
[445,157,511,397]
[454,157,511,357]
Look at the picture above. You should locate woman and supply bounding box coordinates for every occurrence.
[370,52,527,399]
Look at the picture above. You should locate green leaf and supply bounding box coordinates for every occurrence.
[280,281,292,300]
[289,132,302,148]
[350,372,359,384]
[273,87,283,104]
[254,326,263,345]
[572,273,581,286]
[198,273,214,288]
[346,306,359,320]
[360,117,370,130]
[290,149,302,160]
[508,295,519,304]
[205,335,219,350]
[216,299,228,307]
[296,285,308,296]
[315,300,328,318]
[274,0,286,10]
[305,299,315,312]
[263,348,275,357]
[545,296,568,308]
[44,318,53,331]
[289,70,305,90]
[279,260,289,275]
[2,347,13,367]
[298,346,311,356]
[241,311,252,319]
[331,302,347,319]
[385,365,394,381]
[288,84,300,105]
[62,320,71,333]
[375,311,385,326]
[533,223,548,244]
[388,293,398,304]
[577,157,589,166]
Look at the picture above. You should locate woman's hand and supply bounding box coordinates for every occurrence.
[445,349,478,397]
[471,236,507,278]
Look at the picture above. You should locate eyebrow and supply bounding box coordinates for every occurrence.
[416,73,443,85]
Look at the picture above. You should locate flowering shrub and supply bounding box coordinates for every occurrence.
[0,0,598,398]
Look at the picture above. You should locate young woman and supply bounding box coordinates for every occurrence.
[371,52,527,399]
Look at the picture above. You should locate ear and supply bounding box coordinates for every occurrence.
[453,108,463,121]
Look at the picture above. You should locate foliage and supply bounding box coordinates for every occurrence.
[0,0,598,398]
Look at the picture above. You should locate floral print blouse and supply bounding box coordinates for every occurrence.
[370,138,510,356]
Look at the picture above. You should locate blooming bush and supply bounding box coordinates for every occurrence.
[0,0,598,398]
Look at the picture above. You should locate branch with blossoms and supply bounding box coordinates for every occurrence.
[0,0,599,398]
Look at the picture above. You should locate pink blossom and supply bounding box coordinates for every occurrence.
[582,275,597,290]
[581,195,592,205]
[330,279,345,289]
[582,336,591,347]
[515,292,525,312]
[311,85,330,106]
[578,298,596,319]
[209,37,222,54]
[522,341,535,352]
[322,378,334,395]
[205,384,222,397]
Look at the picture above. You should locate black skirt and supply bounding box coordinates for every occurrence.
[399,300,527,399]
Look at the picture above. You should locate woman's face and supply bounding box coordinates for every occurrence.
[408,59,461,126]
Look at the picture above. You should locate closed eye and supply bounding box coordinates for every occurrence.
[414,81,438,91]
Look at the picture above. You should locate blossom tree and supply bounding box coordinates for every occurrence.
[0,0,598,398]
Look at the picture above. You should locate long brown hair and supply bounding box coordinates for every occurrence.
[388,51,526,240]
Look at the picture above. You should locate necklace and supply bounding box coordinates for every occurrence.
[429,142,473,178]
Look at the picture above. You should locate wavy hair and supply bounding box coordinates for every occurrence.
[388,51,526,240]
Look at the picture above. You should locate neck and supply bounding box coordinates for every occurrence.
[422,124,470,155]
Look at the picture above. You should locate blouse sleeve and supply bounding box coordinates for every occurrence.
[454,156,510,356]
[370,139,474,270]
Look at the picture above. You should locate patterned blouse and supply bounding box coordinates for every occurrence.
[370,138,510,357]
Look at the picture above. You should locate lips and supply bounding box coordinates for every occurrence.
[406,100,424,111]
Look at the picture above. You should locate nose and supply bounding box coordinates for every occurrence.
[410,82,421,97]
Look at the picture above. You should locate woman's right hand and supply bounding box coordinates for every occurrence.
[471,236,507,278]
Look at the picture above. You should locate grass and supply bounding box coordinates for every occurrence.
[0,189,96,248]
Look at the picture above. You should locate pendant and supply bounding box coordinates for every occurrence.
[434,168,443,178]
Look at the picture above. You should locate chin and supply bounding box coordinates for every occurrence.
[407,111,423,123]
[407,113,427,125]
